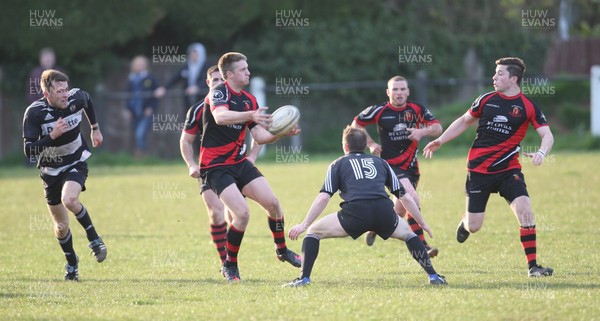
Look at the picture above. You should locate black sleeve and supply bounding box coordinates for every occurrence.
[382,159,406,198]
[81,90,98,125]
[391,189,404,199]
[24,136,54,158]
[183,103,202,133]
[354,104,382,127]
[319,159,341,195]
[23,108,53,158]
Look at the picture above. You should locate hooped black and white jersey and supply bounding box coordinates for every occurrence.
[23,88,98,176]
[320,152,406,203]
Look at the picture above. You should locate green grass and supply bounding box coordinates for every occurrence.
[1,153,599,320]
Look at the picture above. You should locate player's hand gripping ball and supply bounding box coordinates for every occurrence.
[268,105,300,136]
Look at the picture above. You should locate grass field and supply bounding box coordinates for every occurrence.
[1,152,599,321]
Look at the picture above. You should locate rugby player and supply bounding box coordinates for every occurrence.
[23,69,107,281]
[285,126,446,287]
[180,65,260,266]
[423,57,554,277]
[200,52,301,282]
[352,76,442,257]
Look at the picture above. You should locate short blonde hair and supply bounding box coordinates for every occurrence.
[387,75,408,88]
[218,52,247,80]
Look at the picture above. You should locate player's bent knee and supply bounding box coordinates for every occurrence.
[306,221,334,238]
[306,226,326,239]
[395,230,413,241]
[517,210,535,226]
[395,207,407,218]
[466,220,483,233]
[264,197,281,217]
[468,225,481,233]
[205,200,225,223]
[54,221,69,237]
[207,209,226,225]
[466,212,485,233]
[60,194,79,211]
[392,222,413,240]
[231,209,250,227]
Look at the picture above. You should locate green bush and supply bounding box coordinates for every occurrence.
[558,105,591,130]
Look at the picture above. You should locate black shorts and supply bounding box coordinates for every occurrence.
[198,176,211,194]
[337,198,399,240]
[391,166,419,188]
[40,162,88,205]
[201,160,263,196]
[466,169,529,213]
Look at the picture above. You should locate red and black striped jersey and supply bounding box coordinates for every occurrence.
[354,101,439,173]
[200,82,258,168]
[467,91,549,174]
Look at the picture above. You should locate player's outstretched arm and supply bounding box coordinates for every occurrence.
[423,112,478,158]
[288,192,331,240]
[90,126,103,148]
[179,131,199,178]
[398,194,433,238]
[250,125,279,145]
[407,123,443,142]
[213,106,270,127]
[425,123,443,137]
[523,126,554,166]
[246,138,262,164]
[80,92,103,147]
[250,123,301,145]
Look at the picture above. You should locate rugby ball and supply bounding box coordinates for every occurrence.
[268,105,300,136]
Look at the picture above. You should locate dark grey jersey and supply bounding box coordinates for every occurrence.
[320,152,406,202]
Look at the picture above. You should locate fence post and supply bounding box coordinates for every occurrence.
[289,98,302,150]
[0,67,3,160]
[415,70,428,107]
[94,83,107,151]
[592,66,600,137]
[250,77,267,156]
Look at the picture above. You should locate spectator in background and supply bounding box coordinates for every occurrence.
[155,43,208,114]
[125,55,159,158]
[27,47,63,104]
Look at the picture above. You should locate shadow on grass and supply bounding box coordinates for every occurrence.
[7,274,598,291]
[104,233,174,239]
[278,276,600,291]
[7,277,217,283]
[429,280,600,290]
[0,292,29,298]
[4,277,280,286]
